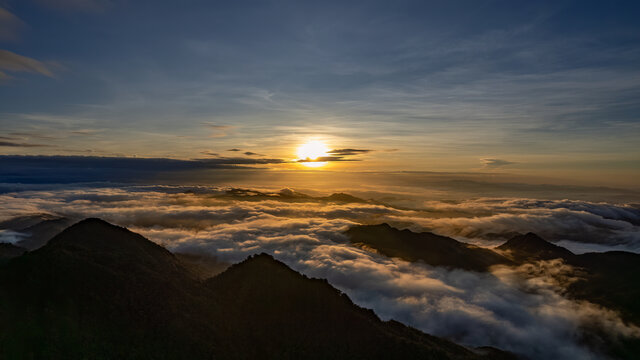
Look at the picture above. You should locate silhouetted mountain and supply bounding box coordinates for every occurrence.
[216,188,373,204]
[497,232,575,261]
[493,232,640,328]
[206,253,508,359]
[0,218,511,359]
[0,214,75,250]
[0,243,26,261]
[346,224,640,358]
[346,224,513,272]
[564,250,640,359]
[569,251,640,325]
[0,218,216,359]
[15,217,75,250]
[319,192,370,203]
[0,213,60,230]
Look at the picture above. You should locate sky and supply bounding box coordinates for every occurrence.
[2,3,640,356]
[1,0,639,188]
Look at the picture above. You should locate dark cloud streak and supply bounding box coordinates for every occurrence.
[327,149,372,156]
[296,156,361,163]
[0,141,50,147]
[0,155,286,184]
[481,158,516,168]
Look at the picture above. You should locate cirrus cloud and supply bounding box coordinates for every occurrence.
[0,49,55,78]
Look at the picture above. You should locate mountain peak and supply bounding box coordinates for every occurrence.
[48,217,155,250]
[37,218,184,279]
[498,232,574,261]
[208,252,322,289]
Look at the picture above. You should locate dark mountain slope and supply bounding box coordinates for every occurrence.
[0,242,26,261]
[346,224,640,358]
[0,218,221,359]
[346,224,513,272]
[496,232,640,326]
[15,217,75,250]
[207,253,493,360]
[568,251,640,325]
[347,224,640,325]
[0,218,510,360]
[566,251,640,359]
[497,232,575,262]
[0,214,75,250]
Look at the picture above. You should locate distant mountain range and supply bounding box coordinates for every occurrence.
[215,188,375,204]
[0,218,514,359]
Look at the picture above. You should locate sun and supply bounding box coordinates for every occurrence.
[296,140,329,168]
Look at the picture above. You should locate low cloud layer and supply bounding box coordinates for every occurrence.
[1,185,639,359]
[395,198,640,252]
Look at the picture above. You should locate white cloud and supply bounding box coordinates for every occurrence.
[1,185,639,358]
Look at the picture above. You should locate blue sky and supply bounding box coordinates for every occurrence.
[1,0,639,186]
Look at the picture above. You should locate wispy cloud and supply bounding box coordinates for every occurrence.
[70,129,101,135]
[327,149,372,156]
[35,0,112,13]
[0,8,25,42]
[0,50,55,78]
[0,140,50,147]
[200,150,219,157]
[201,123,234,138]
[296,156,360,163]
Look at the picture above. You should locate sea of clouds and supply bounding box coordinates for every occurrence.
[1,184,639,359]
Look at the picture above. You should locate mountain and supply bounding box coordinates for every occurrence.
[496,232,575,261]
[216,188,373,204]
[0,218,512,359]
[319,192,370,203]
[206,253,503,359]
[345,223,513,272]
[15,217,75,250]
[495,232,640,327]
[0,218,217,359]
[0,213,59,230]
[0,215,75,250]
[0,243,26,261]
[346,224,640,358]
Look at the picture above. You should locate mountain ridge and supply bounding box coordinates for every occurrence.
[0,218,513,359]
[497,232,576,261]
[345,223,513,272]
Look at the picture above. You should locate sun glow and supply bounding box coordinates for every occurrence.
[296,140,329,168]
